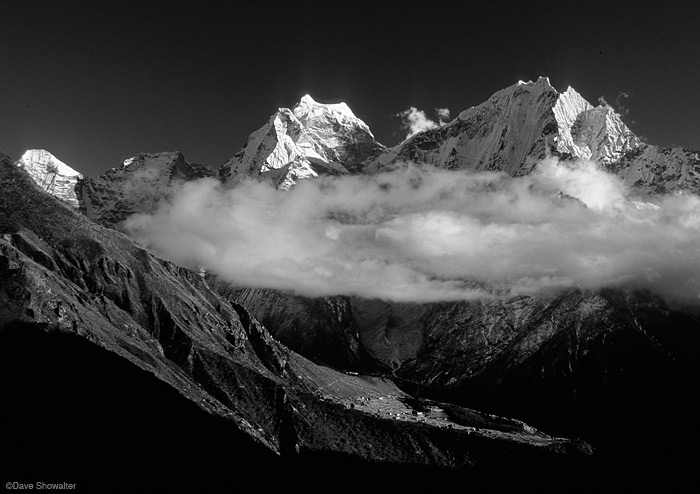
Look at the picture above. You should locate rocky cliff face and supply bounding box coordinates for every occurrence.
[16,149,83,208]
[75,151,213,229]
[1,153,592,492]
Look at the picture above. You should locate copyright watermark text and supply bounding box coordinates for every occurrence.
[5,482,76,490]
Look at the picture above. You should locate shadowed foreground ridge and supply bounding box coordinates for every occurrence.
[1,154,593,492]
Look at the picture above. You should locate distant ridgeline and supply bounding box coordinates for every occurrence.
[18,78,700,228]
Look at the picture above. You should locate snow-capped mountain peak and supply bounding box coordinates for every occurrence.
[23,78,698,216]
[220,94,384,189]
[293,94,373,135]
[553,85,641,164]
[368,77,642,177]
[16,149,82,208]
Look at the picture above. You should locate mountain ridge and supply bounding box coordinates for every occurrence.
[17,77,700,211]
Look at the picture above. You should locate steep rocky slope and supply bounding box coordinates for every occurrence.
[1,154,591,492]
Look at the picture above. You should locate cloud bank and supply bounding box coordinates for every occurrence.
[125,158,700,304]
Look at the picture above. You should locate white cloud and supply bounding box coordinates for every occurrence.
[397,107,452,140]
[599,92,635,124]
[397,107,439,140]
[125,158,700,304]
[435,107,451,124]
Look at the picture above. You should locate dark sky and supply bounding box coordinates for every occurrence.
[2,1,699,177]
